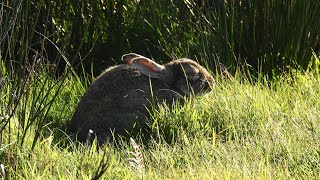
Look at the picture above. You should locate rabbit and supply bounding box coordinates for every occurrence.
[68,53,214,143]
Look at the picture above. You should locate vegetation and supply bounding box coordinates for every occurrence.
[1,0,320,179]
[1,64,320,179]
[2,0,319,73]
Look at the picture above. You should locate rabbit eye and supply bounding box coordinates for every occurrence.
[199,78,205,82]
[200,78,208,86]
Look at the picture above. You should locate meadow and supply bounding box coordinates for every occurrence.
[1,0,320,179]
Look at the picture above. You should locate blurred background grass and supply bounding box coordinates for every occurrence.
[1,0,319,75]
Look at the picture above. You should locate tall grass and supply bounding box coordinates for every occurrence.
[0,0,86,150]
[2,1,319,74]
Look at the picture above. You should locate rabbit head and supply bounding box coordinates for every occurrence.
[122,53,214,96]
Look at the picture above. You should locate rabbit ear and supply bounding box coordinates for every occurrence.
[122,53,145,64]
[130,57,166,78]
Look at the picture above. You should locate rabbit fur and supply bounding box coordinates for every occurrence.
[69,53,214,143]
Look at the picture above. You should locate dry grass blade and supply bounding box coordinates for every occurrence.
[0,164,5,179]
[128,138,145,177]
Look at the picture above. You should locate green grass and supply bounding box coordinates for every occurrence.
[1,62,319,179]
[2,1,319,74]
[1,0,320,179]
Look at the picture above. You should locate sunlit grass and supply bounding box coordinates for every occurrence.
[1,65,319,179]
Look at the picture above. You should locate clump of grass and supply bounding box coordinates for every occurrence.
[149,73,267,143]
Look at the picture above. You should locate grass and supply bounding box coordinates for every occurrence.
[1,61,319,179]
[1,0,320,179]
[2,1,319,74]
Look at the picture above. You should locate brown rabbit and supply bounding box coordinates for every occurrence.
[69,53,214,143]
